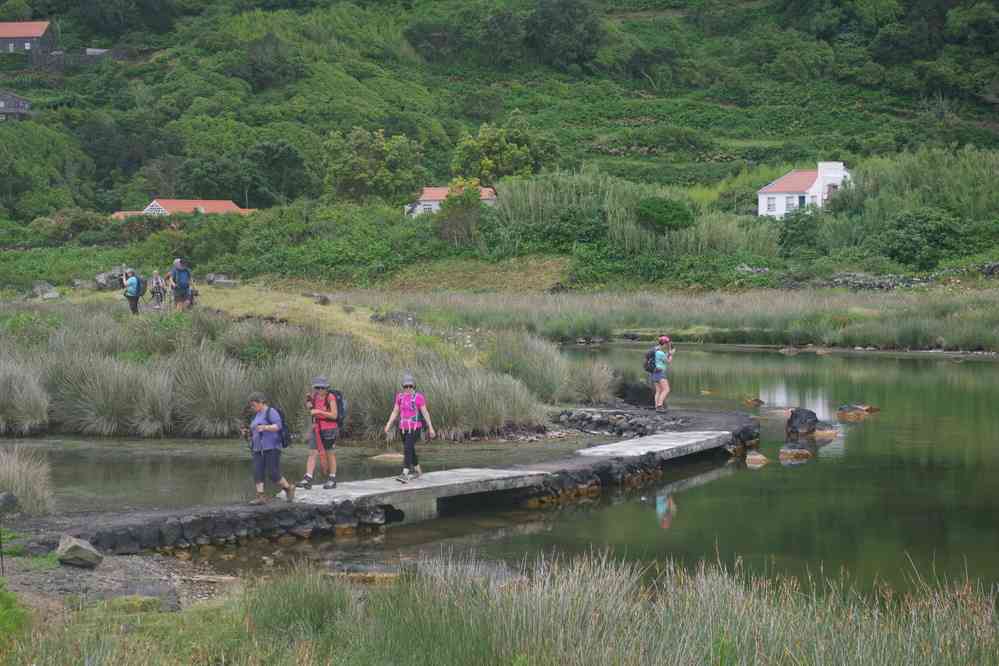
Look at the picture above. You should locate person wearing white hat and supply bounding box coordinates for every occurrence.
[384,373,436,483]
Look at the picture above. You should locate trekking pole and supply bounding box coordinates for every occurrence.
[313,416,329,476]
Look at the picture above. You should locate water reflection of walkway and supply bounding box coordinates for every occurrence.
[649,464,736,530]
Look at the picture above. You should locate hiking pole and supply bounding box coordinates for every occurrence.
[313,416,329,476]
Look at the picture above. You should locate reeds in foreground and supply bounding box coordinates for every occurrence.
[0,445,53,514]
[9,552,999,664]
[0,357,48,435]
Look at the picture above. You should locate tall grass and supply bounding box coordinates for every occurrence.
[0,446,53,514]
[0,357,48,435]
[172,345,249,437]
[9,553,999,664]
[485,331,570,403]
[355,288,999,351]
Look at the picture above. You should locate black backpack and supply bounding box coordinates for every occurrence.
[643,347,658,373]
[135,275,148,299]
[330,390,347,430]
[265,406,292,448]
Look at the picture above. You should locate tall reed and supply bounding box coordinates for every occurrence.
[172,345,248,437]
[0,446,53,514]
[0,356,48,435]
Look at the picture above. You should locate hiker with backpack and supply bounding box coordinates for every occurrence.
[245,392,295,505]
[644,335,675,412]
[123,269,143,315]
[383,373,436,483]
[167,258,193,311]
[296,376,343,491]
[150,270,167,310]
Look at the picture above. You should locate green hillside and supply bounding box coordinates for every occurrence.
[0,0,997,289]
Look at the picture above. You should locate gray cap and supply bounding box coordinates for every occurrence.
[311,376,330,389]
[401,373,415,387]
[247,392,268,404]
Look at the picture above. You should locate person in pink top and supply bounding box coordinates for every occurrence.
[383,373,436,483]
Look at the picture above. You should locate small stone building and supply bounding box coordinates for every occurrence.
[0,90,30,121]
[0,21,55,59]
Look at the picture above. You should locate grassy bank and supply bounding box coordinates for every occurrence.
[0,301,550,440]
[356,288,999,351]
[5,553,998,665]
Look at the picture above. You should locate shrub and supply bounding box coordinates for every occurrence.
[636,197,695,233]
[485,331,570,403]
[171,346,248,437]
[567,359,617,405]
[0,446,54,515]
[0,356,49,435]
[872,207,964,270]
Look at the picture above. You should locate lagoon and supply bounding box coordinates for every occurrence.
[12,346,999,591]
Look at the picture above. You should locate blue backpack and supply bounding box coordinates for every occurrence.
[174,267,191,289]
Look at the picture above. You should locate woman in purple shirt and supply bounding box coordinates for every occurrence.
[246,392,295,505]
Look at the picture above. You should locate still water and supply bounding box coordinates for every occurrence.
[15,346,999,590]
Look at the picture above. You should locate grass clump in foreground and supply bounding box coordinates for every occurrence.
[6,553,998,665]
[0,446,53,515]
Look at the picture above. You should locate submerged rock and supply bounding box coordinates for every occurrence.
[779,445,815,463]
[743,397,764,407]
[745,450,769,469]
[56,535,103,569]
[837,404,880,422]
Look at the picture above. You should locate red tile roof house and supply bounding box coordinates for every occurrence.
[0,21,55,59]
[111,199,256,220]
[405,186,498,217]
[757,162,850,218]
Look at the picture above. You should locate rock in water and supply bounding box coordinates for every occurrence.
[786,408,818,438]
[0,491,18,514]
[837,404,880,422]
[56,535,104,569]
[779,445,815,462]
[745,450,769,469]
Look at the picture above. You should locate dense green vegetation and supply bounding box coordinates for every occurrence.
[0,0,997,289]
[6,554,999,664]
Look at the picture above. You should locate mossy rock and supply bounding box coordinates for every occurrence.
[106,595,163,613]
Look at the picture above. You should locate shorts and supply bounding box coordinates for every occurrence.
[173,287,190,301]
[651,370,667,383]
[253,449,282,484]
[309,428,337,451]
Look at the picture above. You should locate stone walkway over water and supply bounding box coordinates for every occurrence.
[14,409,758,554]
[294,430,735,522]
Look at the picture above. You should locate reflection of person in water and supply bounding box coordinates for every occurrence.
[656,493,677,529]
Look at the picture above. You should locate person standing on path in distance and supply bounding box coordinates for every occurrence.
[150,270,166,310]
[123,269,140,315]
[166,258,193,311]
[245,392,295,505]
[652,335,674,412]
[384,373,436,483]
[296,376,339,490]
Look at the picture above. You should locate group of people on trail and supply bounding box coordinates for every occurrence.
[243,374,436,504]
[122,258,194,315]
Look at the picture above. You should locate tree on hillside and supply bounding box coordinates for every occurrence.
[247,140,310,204]
[178,155,262,208]
[0,0,33,21]
[451,113,558,185]
[324,128,428,202]
[222,32,306,92]
[526,0,605,71]
[433,177,487,247]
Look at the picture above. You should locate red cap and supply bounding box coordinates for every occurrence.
[658,335,671,345]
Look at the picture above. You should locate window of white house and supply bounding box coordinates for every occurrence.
[24,42,30,50]
[809,195,817,205]
[766,197,776,212]
[0,101,5,108]
[786,196,796,210]
[422,204,433,213]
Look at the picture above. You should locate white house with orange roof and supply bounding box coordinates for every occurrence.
[111,199,256,220]
[757,162,849,218]
[406,186,497,217]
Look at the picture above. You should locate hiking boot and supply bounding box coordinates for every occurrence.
[395,472,411,484]
[249,493,269,506]
[285,485,295,503]
[323,477,337,490]
[295,477,313,489]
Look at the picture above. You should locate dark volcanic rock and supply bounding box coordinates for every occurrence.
[786,408,818,439]
[56,535,103,568]
[0,491,18,514]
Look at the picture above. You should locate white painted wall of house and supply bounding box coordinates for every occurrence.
[757,162,849,218]
[406,197,497,217]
